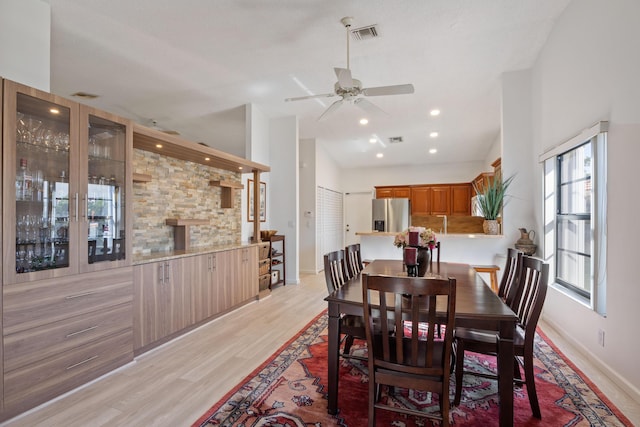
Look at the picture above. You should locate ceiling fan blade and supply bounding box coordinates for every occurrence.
[362,83,415,96]
[285,92,336,102]
[334,67,354,88]
[354,98,388,116]
[318,99,344,121]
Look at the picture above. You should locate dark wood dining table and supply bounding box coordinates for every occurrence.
[325,259,519,427]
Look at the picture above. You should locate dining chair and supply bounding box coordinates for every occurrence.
[344,243,364,279]
[324,250,366,359]
[453,256,549,419]
[362,273,457,427]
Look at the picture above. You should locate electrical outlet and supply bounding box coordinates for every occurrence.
[598,329,605,347]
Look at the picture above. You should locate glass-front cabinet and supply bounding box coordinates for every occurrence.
[2,80,131,284]
[79,105,132,274]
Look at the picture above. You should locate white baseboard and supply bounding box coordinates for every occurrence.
[540,317,640,403]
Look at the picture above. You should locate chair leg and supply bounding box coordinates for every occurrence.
[514,356,522,382]
[368,376,376,427]
[343,335,355,356]
[523,350,541,419]
[453,339,465,406]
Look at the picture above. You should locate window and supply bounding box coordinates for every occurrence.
[541,122,607,315]
[556,142,592,298]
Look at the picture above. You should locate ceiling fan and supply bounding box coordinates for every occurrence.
[285,16,415,120]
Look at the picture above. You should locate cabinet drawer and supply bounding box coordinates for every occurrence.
[3,329,133,414]
[4,303,133,373]
[3,267,133,335]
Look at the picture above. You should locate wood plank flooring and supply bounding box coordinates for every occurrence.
[2,272,638,426]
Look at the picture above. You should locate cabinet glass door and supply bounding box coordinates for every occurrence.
[4,81,79,283]
[81,110,128,271]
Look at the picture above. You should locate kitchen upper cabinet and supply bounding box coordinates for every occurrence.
[451,184,472,216]
[410,187,431,215]
[411,185,451,215]
[430,186,451,215]
[375,186,410,199]
[473,172,494,194]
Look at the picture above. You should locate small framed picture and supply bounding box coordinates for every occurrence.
[248,179,266,222]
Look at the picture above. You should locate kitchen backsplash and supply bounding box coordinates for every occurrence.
[132,149,242,254]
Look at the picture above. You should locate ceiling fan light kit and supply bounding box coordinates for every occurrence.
[285,16,415,121]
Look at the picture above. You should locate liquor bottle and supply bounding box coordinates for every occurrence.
[16,158,33,201]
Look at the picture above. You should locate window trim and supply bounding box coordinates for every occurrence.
[540,121,607,316]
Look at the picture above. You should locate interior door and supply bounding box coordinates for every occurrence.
[344,191,372,247]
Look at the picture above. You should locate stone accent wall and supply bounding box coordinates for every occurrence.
[132,149,242,254]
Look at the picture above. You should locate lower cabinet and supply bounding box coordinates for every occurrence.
[133,258,191,350]
[133,246,258,353]
[2,267,134,420]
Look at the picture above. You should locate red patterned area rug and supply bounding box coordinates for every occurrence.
[192,311,631,426]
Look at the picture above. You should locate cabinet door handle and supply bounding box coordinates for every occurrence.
[158,264,164,285]
[66,325,98,338]
[66,355,99,370]
[164,262,170,282]
[65,291,96,300]
[211,255,216,271]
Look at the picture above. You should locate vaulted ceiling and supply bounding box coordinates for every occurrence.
[49,0,571,169]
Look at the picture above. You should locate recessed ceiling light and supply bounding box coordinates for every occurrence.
[369,137,376,143]
[360,118,369,125]
[155,144,163,149]
[376,153,383,158]
[430,131,439,138]
[204,157,210,161]
[430,109,441,116]
[238,166,243,170]
[429,148,438,154]
[49,108,59,114]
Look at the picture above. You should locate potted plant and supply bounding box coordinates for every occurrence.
[472,172,515,235]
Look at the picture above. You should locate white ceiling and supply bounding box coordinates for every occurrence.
[49,0,571,169]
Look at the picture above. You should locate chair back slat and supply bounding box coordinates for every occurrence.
[323,250,348,294]
[512,256,549,336]
[499,248,523,308]
[362,274,456,375]
[345,243,363,279]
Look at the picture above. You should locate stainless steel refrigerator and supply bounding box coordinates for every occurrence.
[371,198,410,232]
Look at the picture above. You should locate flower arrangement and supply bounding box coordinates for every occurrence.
[394,226,437,249]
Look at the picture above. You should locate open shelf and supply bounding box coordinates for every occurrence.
[133,172,152,183]
[165,218,209,250]
[209,180,244,208]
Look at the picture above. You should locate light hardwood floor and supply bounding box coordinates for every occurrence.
[2,272,639,426]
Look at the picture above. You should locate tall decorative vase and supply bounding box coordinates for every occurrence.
[416,247,431,277]
[483,219,500,235]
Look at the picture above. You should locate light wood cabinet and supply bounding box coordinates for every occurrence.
[133,246,258,352]
[375,186,410,199]
[2,80,132,285]
[2,267,133,418]
[133,258,190,351]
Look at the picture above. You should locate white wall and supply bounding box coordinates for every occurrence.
[341,161,486,192]
[269,116,299,284]
[242,103,270,243]
[0,0,50,90]
[531,0,640,399]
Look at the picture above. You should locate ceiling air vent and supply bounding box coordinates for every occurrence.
[350,24,379,41]
[70,91,99,99]
[388,136,403,144]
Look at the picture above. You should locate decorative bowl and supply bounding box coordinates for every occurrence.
[260,229,278,239]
